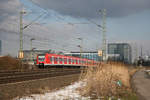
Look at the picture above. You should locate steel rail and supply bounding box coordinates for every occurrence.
[0,70,81,84]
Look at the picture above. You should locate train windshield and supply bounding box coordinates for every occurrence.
[38,56,45,62]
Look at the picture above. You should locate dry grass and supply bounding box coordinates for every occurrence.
[80,63,131,98]
[0,56,30,70]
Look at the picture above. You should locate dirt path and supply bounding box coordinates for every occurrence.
[132,69,150,100]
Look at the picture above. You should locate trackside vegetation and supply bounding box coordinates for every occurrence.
[79,62,138,100]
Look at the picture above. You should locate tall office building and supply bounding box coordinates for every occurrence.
[107,43,132,64]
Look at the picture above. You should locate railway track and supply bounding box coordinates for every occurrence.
[0,68,82,84]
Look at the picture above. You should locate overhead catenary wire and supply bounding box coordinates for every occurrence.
[2,0,100,54]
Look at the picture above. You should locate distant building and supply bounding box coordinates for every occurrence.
[0,40,1,55]
[65,51,102,61]
[107,43,132,64]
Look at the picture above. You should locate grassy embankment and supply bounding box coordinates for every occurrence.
[80,62,138,100]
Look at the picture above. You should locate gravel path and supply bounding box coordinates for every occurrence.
[132,69,150,100]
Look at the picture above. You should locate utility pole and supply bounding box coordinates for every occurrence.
[20,10,26,53]
[100,9,107,61]
[77,38,83,58]
[30,38,35,50]
[141,45,143,57]
[135,43,138,66]
[30,38,35,64]
[20,11,23,52]
[19,10,26,69]
[19,10,26,58]
[135,44,138,59]
[19,10,43,56]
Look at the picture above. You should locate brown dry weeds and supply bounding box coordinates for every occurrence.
[0,56,30,70]
[80,63,131,98]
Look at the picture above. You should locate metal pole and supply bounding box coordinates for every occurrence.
[19,10,26,69]
[81,39,83,58]
[31,39,32,51]
[100,9,107,61]
[30,38,35,65]
[77,38,83,58]
[20,11,23,53]
[30,39,32,64]
[141,45,143,57]
[80,45,82,58]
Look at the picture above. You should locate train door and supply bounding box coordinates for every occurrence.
[62,57,64,65]
[49,56,52,64]
[52,56,54,65]
[54,56,57,64]
[77,59,79,65]
[59,57,62,65]
[64,57,67,65]
[70,58,72,65]
[67,57,69,65]
[68,58,71,65]
[57,57,60,64]
[72,58,74,65]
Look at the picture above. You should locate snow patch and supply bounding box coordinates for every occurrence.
[14,81,90,100]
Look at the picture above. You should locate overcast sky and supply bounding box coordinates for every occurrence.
[0,0,150,58]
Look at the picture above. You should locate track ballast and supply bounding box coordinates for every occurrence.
[0,68,82,84]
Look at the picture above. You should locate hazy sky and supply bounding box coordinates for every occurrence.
[0,0,150,57]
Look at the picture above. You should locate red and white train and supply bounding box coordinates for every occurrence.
[36,53,99,68]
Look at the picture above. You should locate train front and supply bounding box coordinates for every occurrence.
[36,54,45,68]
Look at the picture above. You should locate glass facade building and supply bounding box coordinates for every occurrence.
[107,43,132,64]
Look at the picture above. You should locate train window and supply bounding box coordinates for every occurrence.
[78,60,79,63]
[50,57,52,61]
[57,57,59,62]
[56,57,58,62]
[70,59,72,62]
[64,58,67,62]
[54,57,56,62]
[51,56,54,62]
[66,58,69,63]
[38,56,45,61]
[59,58,62,61]
[69,59,71,63]
[74,59,76,63]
